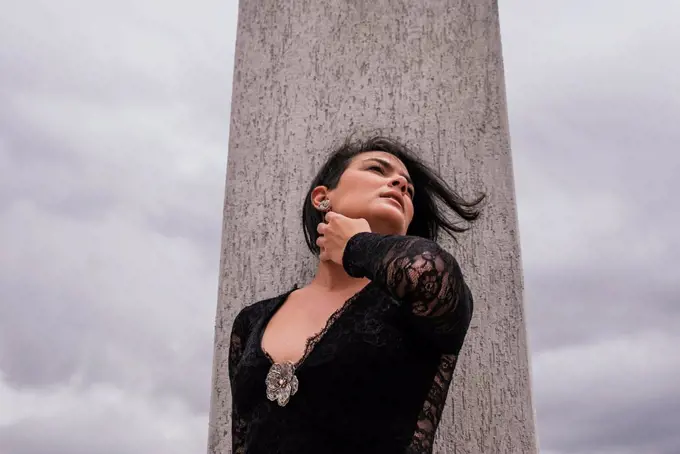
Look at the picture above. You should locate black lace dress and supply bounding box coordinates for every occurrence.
[229,232,474,454]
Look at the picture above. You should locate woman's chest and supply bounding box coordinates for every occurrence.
[233,295,425,407]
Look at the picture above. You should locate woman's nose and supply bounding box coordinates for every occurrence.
[390,176,409,191]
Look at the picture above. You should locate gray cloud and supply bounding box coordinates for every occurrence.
[501,1,680,453]
[0,382,207,454]
[532,330,680,454]
[0,1,236,450]
[1,0,678,453]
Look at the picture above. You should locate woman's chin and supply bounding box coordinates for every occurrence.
[367,211,406,235]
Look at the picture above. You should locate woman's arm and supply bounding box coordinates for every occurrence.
[228,309,250,454]
[343,232,473,354]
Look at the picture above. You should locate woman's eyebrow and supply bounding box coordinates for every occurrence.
[364,158,413,186]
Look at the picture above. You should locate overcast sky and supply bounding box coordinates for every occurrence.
[1,1,678,453]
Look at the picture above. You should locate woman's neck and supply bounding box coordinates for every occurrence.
[308,259,370,293]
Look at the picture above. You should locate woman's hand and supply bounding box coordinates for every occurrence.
[316,211,371,265]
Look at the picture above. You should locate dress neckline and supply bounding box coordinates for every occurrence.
[258,281,373,369]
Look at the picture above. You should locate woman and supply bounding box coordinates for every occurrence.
[229,135,485,454]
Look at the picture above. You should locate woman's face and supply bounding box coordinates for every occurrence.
[312,151,415,235]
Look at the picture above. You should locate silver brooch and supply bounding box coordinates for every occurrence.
[265,361,299,407]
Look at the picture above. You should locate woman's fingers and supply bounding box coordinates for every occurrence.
[316,236,328,261]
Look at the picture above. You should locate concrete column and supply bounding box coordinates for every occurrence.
[208,1,537,453]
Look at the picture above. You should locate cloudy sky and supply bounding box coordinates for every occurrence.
[1,1,678,453]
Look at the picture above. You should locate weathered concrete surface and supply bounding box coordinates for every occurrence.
[208,1,538,453]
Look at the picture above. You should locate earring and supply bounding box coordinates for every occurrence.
[318,199,331,212]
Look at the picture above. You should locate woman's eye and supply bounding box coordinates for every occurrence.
[369,166,414,197]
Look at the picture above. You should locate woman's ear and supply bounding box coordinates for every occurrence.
[310,186,329,208]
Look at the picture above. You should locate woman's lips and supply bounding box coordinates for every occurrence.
[381,196,403,211]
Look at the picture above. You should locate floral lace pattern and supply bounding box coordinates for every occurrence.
[265,361,298,406]
[228,232,473,453]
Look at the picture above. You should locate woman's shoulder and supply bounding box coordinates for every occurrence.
[233,283,299,328]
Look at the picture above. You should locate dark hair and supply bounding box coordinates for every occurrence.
[302,134,486,256]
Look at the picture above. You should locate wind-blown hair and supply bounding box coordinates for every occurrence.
[302,134,486,256]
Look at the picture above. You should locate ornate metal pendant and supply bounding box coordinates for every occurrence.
[265,361,299,407]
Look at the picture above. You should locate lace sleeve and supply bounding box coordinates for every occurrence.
[342,232,473,353]
[228,309,250,454]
